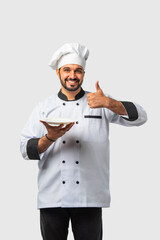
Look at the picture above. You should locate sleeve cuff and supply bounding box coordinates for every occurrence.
[120,101,138,121]
[27,138,40,160]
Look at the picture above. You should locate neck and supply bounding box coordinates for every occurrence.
[61,86,81,100]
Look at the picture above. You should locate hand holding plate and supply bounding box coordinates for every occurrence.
[40,120,75,141]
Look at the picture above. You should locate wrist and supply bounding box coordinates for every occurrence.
[45,134,56,142]
[103,96,110,108]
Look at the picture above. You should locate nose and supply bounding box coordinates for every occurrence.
[70,70,76,79]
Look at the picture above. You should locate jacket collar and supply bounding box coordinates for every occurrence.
[58,88,85,101]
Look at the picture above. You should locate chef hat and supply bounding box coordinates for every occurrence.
[49,43,89,70]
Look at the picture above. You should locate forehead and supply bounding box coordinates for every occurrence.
[61,64,83,70]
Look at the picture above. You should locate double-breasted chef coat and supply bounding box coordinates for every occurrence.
[20,88,147,209]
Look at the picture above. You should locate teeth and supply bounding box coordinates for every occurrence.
[68,81,77,83]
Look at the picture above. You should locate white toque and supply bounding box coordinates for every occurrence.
[49,43,89,70]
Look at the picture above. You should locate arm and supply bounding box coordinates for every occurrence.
[20,102,74,160]
[87,81,147,126]
[103,97,128,116]
[103,97,140,121]
[87,81,129,116]
[38,121,74,154]
[20,103,45,160]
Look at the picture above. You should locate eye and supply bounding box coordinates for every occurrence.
[64,69,70,72]
[75,70,83,74]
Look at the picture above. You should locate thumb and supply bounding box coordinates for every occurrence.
[95,81,101,92]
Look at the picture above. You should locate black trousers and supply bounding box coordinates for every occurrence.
[40,207,103,240]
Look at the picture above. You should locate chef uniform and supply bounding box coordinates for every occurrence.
[20,43,147,240]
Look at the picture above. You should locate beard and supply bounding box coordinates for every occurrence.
[60,75,83,92]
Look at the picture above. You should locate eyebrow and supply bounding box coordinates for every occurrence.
[63,67,83,70]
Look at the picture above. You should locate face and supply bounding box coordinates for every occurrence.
[56,64,85,92]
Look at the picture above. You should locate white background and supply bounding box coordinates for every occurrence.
[0,0,159,239]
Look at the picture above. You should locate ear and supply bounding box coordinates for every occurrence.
[56,68,60,78]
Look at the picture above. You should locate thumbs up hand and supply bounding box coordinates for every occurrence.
[87,81,107,108]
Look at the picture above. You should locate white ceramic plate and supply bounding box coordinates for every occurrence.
[40,118,77,126]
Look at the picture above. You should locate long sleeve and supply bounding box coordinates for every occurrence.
[20,103,46,160]
[104,94,147,127]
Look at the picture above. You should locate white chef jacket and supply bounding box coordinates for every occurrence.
[20,88,147,209]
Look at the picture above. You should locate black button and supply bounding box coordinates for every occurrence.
[75,161,79,164]
[76,103,79,106]
[76,140,79,144]
[76,181,79,184]
[63,141,66,144]
[63,103,66,106]
[62,181,65,184]
[76,121,79,124]
[62,160,65,163]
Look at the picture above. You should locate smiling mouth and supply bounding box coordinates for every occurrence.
[67,80,79,85]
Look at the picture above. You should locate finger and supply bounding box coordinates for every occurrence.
[57,123,64,129]
[40,120,46,124]
[66,122,75,128]
[87,93,95,100]
[95,81,101,92]
[40,120,49,127]
[87,101,91,107]
[87,98,93,104]
[63,122,75,131]
[86,93,91,98]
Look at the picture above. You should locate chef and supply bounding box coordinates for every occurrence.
[20,43,147,240]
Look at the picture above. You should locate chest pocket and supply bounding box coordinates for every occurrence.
[84,115,102,119]
[83,115,102,126]
[79,114,107,142]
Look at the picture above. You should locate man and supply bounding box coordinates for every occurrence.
[20,43,147,240]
